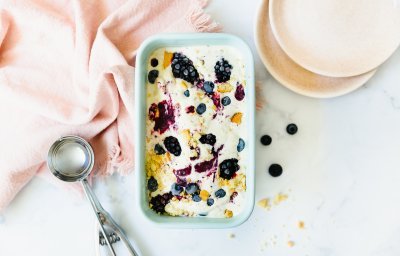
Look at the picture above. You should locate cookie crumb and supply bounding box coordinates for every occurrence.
[257,198,270,209]
[229,233,235,239]
[273,193,288,205]
[288,240,295,247]
[298,220,305,229]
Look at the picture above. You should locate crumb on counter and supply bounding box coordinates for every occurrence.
[257,198,270,209]
[273,193,288,205]
[288,240,295,247]
[298,220,305,229]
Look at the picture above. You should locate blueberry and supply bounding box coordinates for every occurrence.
[184,90,190,97]
[221,96,231,106]
[196,103,206,115]
[268,164,283,177]
[207,198,214,206]
[192,194,201,202]
[185,183,199,195]
[286,123,298,135]
[203,81,215,93]
[154,143,166,155]
[215,189,226,198]
[260,135,272,146]
[147,70,159,84]
[237,138,245,152]
[150,58,158,67]
[171,183,183,196]
[147,177,158,192]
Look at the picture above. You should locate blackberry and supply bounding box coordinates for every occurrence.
[150,192,172,213]
[199,133,216,146]
[237,138,245,152]
[214,58,232,83]
[215,189,226,198]
[221,96,231,106]
[203,81,215,93]
[164,136,182,156]
[171,52,199,84]
[219,158,240,180]
[147,176,158,192]
[196,103,206,115]
[154,143,166,155]
[185,183,200,195]
[148,70,159,84]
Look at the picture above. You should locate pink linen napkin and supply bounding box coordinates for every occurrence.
[0,0,220,211]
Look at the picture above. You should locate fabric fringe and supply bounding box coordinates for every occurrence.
[189,0,222,32]
[256,81,266,110]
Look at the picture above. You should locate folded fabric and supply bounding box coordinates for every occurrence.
[0,0,220,212]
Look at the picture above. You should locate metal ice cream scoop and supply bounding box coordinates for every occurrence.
[47,135,139,256]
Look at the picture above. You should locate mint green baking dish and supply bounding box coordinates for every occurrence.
[134,33,255,228]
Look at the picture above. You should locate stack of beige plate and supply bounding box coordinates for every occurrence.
[255,0,400,98]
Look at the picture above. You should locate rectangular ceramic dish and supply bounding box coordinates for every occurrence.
[134,33,255,228]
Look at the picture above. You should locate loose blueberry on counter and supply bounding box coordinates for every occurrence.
[207,198,214,206]
[164,136,182,156]
[196,103,206,115]
[221,96,231,106]
[185,183,200,195]
[171,52,199,84]
[184,90,190,97]
[260,135,272,146]
[199,133,216,146]
[150,58,159,67]
[154,143,166,155]
[147,176,158,192]
[171,183,183,196]
[215,58,232,83]
[215,189,226,198]
[203,81,215,93]
[237,138,245,152]
[219,158,240,180]
[286,123,298,135]
[192,193,201,202]
[268,164,283,177]
[147,70,159,84]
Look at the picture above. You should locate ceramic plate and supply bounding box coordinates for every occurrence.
[269,0,400,77]
[254,0,377,98]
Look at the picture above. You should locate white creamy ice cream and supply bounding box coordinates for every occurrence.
[145,45,247,218]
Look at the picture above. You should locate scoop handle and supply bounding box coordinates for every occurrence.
[81,179,117,256]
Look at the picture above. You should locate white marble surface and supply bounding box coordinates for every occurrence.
[1,0,400,255]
